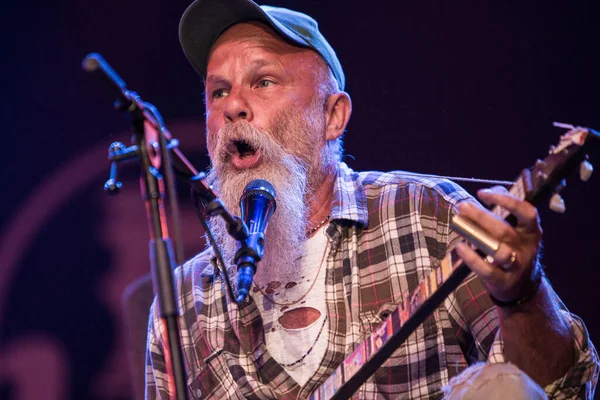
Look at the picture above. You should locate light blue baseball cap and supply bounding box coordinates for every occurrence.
[179,0,346,90]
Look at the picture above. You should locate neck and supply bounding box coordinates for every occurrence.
[306,167,336,236]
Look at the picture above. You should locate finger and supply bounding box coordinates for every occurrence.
[457,202,513,240]
[490,185,510,193]
[477,186,510,206]
[477,189,522,211]
[456,242,502,281]
[477,189,539,229]
[492,242,518,270]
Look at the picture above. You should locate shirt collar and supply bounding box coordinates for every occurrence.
[330,162,369,229]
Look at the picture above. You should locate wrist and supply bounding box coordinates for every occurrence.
[489,267,545,309]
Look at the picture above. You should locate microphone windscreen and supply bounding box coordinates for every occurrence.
[241,179,276,202]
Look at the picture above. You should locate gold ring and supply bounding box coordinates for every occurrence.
[503,251,517,269]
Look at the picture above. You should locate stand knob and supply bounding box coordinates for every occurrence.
[105,142,125,194]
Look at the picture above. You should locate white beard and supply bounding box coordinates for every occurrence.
[203,90,338,295]
[205,122,313,291]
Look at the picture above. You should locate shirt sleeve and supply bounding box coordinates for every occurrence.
[443,194,599,399]
[487,295,599,399]
[145,298,176,400]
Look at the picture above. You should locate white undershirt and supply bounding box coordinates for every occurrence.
[252,226,329,387]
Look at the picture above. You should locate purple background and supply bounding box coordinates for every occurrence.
[1,1,599,399]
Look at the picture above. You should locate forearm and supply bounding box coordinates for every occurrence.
[499,279,575,387]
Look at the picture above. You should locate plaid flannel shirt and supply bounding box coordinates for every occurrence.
[146,163,598,399]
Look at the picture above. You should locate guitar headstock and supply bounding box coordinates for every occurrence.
[523,123,599,213]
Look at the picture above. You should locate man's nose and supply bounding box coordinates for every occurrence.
[223,89,252,123]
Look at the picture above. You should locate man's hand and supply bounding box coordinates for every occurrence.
[453,186,577,388]
[454,186,543,303]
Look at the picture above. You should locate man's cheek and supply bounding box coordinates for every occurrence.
[205,127,218,156]
[206,134,214,152]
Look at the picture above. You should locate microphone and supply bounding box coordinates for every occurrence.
[234,179,277,303]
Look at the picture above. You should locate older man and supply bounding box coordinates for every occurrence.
[145,0,598,398]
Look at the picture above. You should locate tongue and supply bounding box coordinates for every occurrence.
[232,141,261,169]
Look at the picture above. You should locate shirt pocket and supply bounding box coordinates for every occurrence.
[189,348,245,400]
[358,302,397,335]
[357,301,445,368]
[356,304,446,398]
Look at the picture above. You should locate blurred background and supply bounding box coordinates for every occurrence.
[1,1,599,399]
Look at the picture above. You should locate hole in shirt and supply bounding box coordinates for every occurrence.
[278,307,321,330]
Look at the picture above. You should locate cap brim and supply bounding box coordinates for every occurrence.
[179,0,305,79]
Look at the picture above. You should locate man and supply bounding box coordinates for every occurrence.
[146,0,599,398]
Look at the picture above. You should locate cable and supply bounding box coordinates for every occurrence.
[191,188,237,302]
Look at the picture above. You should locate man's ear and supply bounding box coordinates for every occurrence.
[324,91,352,141]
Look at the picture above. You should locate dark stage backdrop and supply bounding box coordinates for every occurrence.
[1,1,599,399]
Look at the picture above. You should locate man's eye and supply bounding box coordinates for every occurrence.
[212,89,228,99]
[258,79,273,88]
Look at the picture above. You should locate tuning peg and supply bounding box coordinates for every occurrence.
[580,159,593,182]
[549,193,566,213]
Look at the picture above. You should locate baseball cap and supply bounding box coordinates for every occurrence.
[179,0,346,91]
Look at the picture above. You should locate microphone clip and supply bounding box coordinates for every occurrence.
[233,234,264,304]
[234,235,264,264]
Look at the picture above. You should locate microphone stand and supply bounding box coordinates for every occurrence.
[82,53,248,399]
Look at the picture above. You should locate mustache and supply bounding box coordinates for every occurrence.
[204,135,310,280]
[212,121,285,165]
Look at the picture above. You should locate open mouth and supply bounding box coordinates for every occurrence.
[234,140,256,158]
[225,139,261,169]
